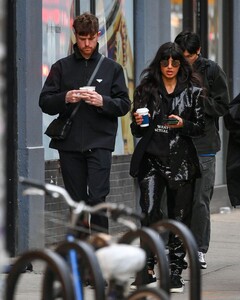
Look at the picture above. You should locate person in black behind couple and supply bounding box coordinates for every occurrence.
[130,41,205,293]
[174,31,229,271]
[224,92,240,207]
[39,12,131,235]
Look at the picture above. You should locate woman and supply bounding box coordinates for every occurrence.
[130,42,205,293]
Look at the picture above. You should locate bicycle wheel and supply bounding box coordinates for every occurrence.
[42,240,105,300]
[127,287,169,300]
[5,249,75,300]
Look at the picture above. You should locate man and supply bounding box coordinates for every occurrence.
[39,13,131,233]
[175,31,229,269]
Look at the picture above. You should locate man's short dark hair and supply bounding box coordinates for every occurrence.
[174,31,201,54]
[73,12,99,36]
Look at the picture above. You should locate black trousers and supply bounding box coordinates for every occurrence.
[138,154,195,275]
[59,149,112,233]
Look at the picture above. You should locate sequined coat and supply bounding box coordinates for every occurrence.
[130,85,205,183]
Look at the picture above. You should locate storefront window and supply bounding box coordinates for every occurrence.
[170,0,222,65]
[171,0,183,41]
[95,0,134,155]
[42,0,76,160]
[42,0,134,159]
[208,0,222,64]
[79,0,90,12]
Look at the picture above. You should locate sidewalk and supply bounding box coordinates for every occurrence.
[1,207,240,299]
[172,207,240,300]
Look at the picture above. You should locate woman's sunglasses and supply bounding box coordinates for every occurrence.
[160,59,180,68]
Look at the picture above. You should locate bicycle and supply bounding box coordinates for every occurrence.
[19,177,170,300]
[19,177,106,300]
[152,220,201,300]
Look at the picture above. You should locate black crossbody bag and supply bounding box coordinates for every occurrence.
[45,55,104,140]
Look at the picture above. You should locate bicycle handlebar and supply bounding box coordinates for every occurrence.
[19,176,80,209]
[19,177,144,221]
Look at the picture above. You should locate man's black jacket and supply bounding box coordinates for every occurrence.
[39,43,131,152]
[192,55,229,154]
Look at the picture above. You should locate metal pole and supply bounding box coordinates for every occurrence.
[0,0,9,276]
[222,0,233,97]
[196,0,208,58]
[90,0,96,15]
[183,0,194,31]
[6,0,17,256]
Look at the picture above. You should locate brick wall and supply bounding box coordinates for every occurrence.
[44,155,137,246]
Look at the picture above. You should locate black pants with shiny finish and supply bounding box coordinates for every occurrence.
[138,154,195,275]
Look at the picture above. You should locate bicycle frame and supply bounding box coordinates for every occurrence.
[20,177,105,300]
[19,177,172,300]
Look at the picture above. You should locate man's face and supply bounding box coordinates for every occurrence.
[75,31,100,59]
[183,49,200,65]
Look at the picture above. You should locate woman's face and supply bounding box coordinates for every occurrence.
[160,57,180,80]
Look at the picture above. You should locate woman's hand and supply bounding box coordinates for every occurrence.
[133,112,143,126]
[165,114,184,128]
[133,111,151,126]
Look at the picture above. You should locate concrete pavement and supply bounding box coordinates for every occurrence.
[172,207,240,300]
[1,206,240,299]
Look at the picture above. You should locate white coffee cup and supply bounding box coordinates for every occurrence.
[79,86,96,91]
[136,108,149,127]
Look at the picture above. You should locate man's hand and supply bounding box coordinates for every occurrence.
[65,89,103,107]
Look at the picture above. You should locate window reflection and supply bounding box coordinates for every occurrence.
[171,0,183,41]
[208,0,219,62]
[42,0,75,160]
[170,0,220,64]
[95,0,134,155]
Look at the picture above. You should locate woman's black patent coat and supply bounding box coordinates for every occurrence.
[130,85,205,184]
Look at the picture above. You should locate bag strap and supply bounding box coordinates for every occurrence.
[87,54,105,86]
[69,54,105,120]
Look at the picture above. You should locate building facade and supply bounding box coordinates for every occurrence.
[6,0,239,255]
